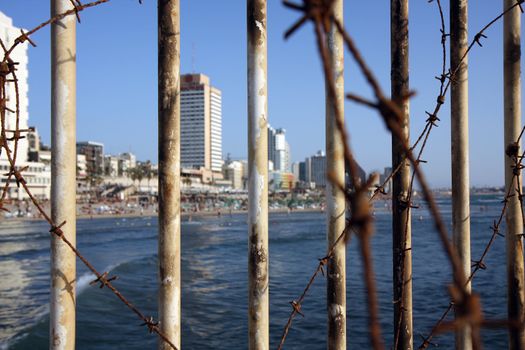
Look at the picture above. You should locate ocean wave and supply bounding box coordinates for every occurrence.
[5,256,155,348]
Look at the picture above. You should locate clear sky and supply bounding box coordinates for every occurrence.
[1,1,523,187]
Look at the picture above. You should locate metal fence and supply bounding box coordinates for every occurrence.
[1,0,524,349]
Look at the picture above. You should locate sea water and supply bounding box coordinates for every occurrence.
[0,195,508,349]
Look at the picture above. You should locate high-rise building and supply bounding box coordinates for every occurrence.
[299,157,312,183]
[267,125,291,173]
[310,150,326,187]
[0,12,51,200]
[180,73,222,173]
[284,141,291,173]
[291,162,300,180]
[0,12,29,163]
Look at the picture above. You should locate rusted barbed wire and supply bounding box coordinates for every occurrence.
[278,1,457,348]
[0,3,178,349]
[313,6,384,350]
[278,0,525,349]
[279,1,382,349]
[418,126,525,349]
[393,1,447,347]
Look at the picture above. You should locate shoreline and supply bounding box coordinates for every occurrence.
[2,207,325,223]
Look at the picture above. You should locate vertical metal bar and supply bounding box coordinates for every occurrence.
[50,1,76,349]
[504,1,525,348]
[158,1,181,349]
[450,1,471,349]
[247,0,269,349]
[391,0,413,349]
[326,1,346,349]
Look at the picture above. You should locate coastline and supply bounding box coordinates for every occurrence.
[2,207,325,223]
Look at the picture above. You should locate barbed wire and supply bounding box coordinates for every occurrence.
[418,125,525,349]
[0,2,178,349]
[279,1,384,349]
[2,1,524,349]
[277,0,525,349]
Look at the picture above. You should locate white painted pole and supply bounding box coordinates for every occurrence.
[247,0,269,349]
[50,1,76,349]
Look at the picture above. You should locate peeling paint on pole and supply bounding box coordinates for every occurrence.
[50,1,76,349]
[158,1,181,349]
[450,1,472,349]
[391,0,413,349]
[247,1,269,349]
[325,1,346,349]
[503,1,525,348]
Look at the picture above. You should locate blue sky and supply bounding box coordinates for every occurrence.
[1,1,523,187]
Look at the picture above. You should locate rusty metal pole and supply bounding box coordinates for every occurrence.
[158,0,181,349]
[504,1,525,348]
[391,0,413,349]
[247,0,269,349]
[326,1,346,349]
[450,1,471,349]
[50,1,76,349]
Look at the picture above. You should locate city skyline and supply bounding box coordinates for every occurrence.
[0,2,517,187]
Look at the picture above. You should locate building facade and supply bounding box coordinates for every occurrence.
[224,160,244,190]
[180,74,222,173]
[268,125,291,173]
[76,141,104,176]
[0,12,51,200]
[310,150,326,187]
[118,152,136,176]
[0,11,29,163]
[104,155,119,178]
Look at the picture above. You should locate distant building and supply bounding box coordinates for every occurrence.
[0,11,29,163]
[118,152,136,176]
[180,73,222,173]
[270,172,295,192]
[268,125,291,173]
[291,162,300,181]
[310,150,326,187]
[104,155,119,178]
[284,141,291,173]
[0,162,50,200]
[77,141,104,176]
[224,160,244,190]
[268,125,276,168]
[0,13,50,200]
[299,157,312,183]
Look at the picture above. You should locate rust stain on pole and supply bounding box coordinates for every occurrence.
[504,1,525,348]
[326,1,346,349]
[391,0,413,349]
[247,0,269,349]
[450,1,472,349]
[50,1,76,349]
[158,0,181,349]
